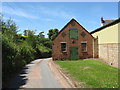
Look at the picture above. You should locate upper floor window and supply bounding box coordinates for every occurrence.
[69,28,78,39]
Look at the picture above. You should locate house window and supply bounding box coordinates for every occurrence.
[61,42,67,52]
[81,42,87,52]
[69,28,78,39]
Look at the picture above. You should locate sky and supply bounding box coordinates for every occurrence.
[2,2,118,37]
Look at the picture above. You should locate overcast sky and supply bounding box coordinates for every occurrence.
[2,2,118,37]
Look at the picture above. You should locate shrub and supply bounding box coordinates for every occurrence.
[2,18,52,86]
[19,41,36,63]
[2,35,19,73]
[35,44,52,58]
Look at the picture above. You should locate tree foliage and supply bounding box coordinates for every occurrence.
[38,31,45,38]
[47,28,59,40]
[2,18,52,85]
[23,29,35,36]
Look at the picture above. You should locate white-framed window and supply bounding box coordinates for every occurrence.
[60,42,67,52]
[81,41,87,52]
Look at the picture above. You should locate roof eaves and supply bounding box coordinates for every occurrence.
[90,18,120,34]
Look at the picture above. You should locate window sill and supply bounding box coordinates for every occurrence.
[62,51,67,53]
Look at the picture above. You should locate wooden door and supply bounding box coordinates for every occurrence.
[70,47,78,60]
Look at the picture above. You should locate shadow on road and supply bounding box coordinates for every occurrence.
[3,62,35,89]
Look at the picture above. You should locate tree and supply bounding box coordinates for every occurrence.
[38,31,45,38]
[2,18,18,35]
[47,28,59,40]
[24,30,35,36]
[2,17,52,87]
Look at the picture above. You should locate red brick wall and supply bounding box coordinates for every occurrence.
[52,19,94,60]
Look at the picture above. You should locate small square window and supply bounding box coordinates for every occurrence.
[61,43,67,52]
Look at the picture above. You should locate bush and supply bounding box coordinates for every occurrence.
[2,18,52,86]
[2,35,19,73]
[2,35,36,82]
[20,41,36,63]
[35,44,52,58]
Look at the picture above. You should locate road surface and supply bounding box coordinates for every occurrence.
[8,58,73,89]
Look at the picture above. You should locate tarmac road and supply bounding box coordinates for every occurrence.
[9,58,61,89]
[39,59,61,88]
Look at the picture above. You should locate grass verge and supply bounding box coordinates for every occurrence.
[55,59,119,88]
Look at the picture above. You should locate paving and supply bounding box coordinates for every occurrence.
[9,58,62,89]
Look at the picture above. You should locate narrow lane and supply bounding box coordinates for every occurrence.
[9,58,62,89]
[39,59,61,88]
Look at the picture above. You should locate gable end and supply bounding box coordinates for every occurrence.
[52,18,94,41]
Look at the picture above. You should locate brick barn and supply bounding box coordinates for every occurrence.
[52,19,94,60]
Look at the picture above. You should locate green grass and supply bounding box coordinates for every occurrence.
[55,59,119,88]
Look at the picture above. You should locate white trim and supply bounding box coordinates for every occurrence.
[60,42,67,43]
[81,41,87,43]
